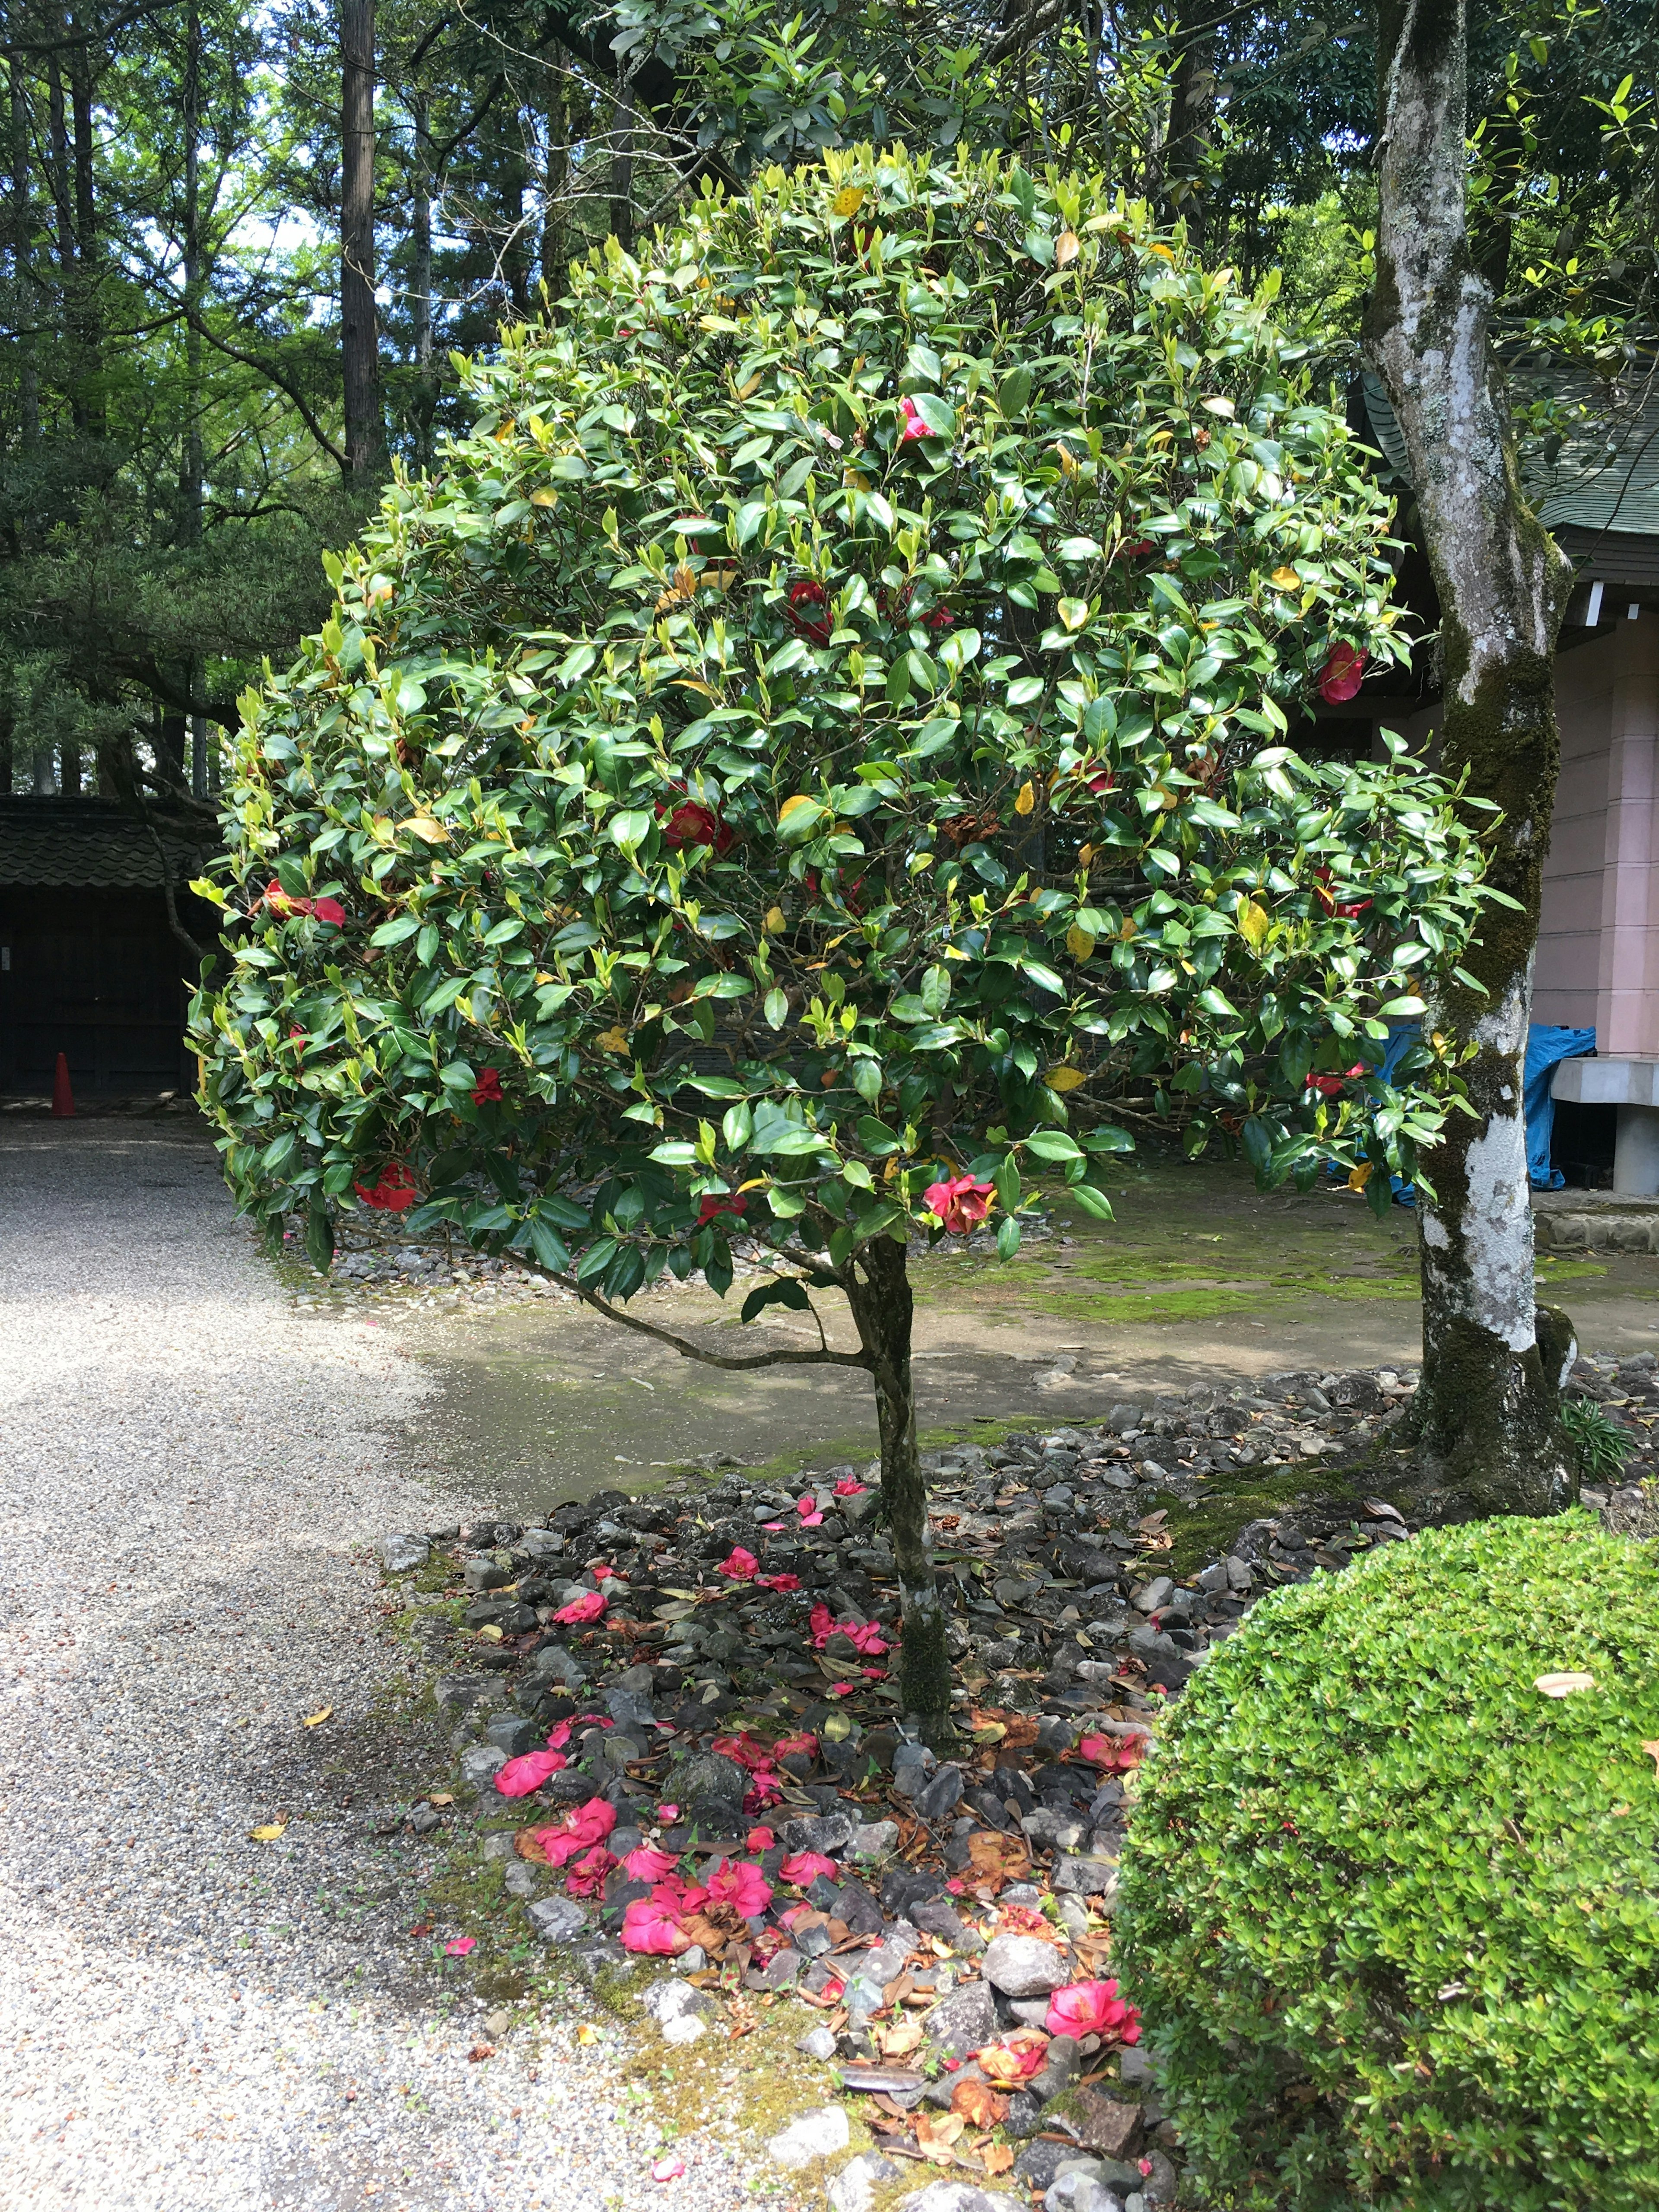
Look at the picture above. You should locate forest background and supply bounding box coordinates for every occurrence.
[2,0,1654,838]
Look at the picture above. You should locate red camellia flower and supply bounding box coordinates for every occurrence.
[564,1844,617,1899]
[1079,1732,1145,1774]
[705,1857,773,1916]
[1318,642,1368,703]
[621,1898,691,1956]
[354,1162,418,1212]
[1307,1063,1370,1100]
[923,1173,995,1233]
[717,1546,759,1581]
[696,1192,747,1227]
[622,1845,679,1882]
[746,1826,775,1851]
[553,1588,607,1626]
[796,1494,824,1528]
[898,396,930,442]
[780,1850,839,1887]
[1313,864,1373,919]
[658,798,734,854]
[756,1572,800,1593]
[1045,1978,1142,2044]
[833,1477,866,1497]
[522,1796,618,1868]
[264,880,345,925]
[787,578,833,645]
[471,1068,504,1105]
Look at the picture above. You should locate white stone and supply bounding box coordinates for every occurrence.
[766,2104,851,2169]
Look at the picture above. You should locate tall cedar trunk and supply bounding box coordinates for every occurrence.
[409,95,434,468]
[542,77,567,298]
[183,3,207,796]
[8,36,40,447]
[844,1237,953,1739]
[1365,0,1577,1515]
[340,0,382,478]
[65,14,102,435]
[608,69,635,250]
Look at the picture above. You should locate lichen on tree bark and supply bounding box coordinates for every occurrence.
[1365,0,1576,1512]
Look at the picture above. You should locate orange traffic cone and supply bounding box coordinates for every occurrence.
[51,1053,75,1118]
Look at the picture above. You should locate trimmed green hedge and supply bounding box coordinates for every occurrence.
[1112,1514,1659,2209]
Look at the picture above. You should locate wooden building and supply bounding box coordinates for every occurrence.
[0,798,213,1100]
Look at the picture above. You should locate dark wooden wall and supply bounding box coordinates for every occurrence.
[0,886,199,1095]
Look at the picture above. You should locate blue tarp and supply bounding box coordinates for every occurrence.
[1337,1022,1596,1201]
[1524,1024,1597,1189]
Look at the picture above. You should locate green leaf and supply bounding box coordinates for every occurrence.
[526,1215,571,1271]
[740,1275,811,1324]
[1024,1130,1082,1160]
[1065,1183,1114,1220]
[996,1216,1022,1260]
[765,987,789,1030]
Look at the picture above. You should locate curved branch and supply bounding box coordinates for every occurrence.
[536,1268,872,1372]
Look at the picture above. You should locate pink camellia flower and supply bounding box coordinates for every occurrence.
[756,1572,800,1593]
[565,1845,617,1899]
[779,1851,839,1887]
[1079,1733,1145,1775]
[590,1564,624,1583]
[796,1496,824,1528]
[825,1682,856,1698]
[545,1721,573,1752]
[623,1845,680,1882]
[1307,1063,1370,1100]
[808,1604,836,1648]
[747,1825,776,1850]
[974,2033,1050,2084]
[525,1797,617,1868]
[1313,864,1373,921]
[264,880,345,925]
[743,1774,783,1812]
[710,1734,775,1774]
[553,1589,607,1626]
[1045,1979,1142,2043]
[494,1747,568,1797]
[773,1731,818,1761]
[444,1936,476,1957]
[657,1802,680,1824]
[898,396,930,442]
[311,895,347,926]
[1318,642,1368,703]
[945,1878,966,1895]
[621,1898,691,1956]
[652,2155,686,2181]
[471,1068,504,1105]
[924,1173,995,1233]
[718,1546,759,1581]
[696,1191,747,1227]
[706,1858,773,1916]
[833,1478,867,1498]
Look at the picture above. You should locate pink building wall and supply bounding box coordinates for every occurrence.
[1536,617,1659,1053]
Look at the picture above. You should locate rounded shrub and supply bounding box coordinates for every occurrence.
[1112,1513,1659,2210]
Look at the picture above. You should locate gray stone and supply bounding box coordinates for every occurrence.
[672,1751,749,1813]
[526,1894,590,1945]
[378,1533,429,1573]
[464,1557,516,1593]
[434,1674,495,1716]
[766,2105,850,2170]
[518,1529,565,1560]
[480,1830,518,1862]
[1023,1808,1087,1852]
[893,2185,1009,2212]
[527,1644,586,1687]
[756,1947,805,1990]
[910,1899,971,1947]
[642,1979,717,2028]
[605,1688,656,1729]
[912,1763,965,1824]
[1053,1856,1120,1901]
[796,2024,838,2062]
[459,1743,507,1789]
[1016,2142,1101,2191]
[829,2152,902,2212]
[503,1862,537,1898]
[783,1811,854,1855]
[1142,2149,1179,2204]
[1028,2034,1082,2103]
[920,1980,997,2058]
[1130,1576,1173,1613]
[1127,1625,1179,1662]
[847,1819,899,1861]
[1195,1560,1229,1594]
[1045,2176,1122,2212]
[982,1934,1071,1997]
[485,1713,543,1758]
[1226,1554,1254,1590]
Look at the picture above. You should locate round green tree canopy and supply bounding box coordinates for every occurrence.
[194,145,1488,1290]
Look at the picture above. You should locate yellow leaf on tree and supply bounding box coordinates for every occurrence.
[1066,923,1096,961]
[1077,842,1095,867]
[530,488,558,508]
[765,906,787,933]
[409,815,450,844]
[1055,230,1080,266]
[249,1822,287,1842]
[1014,782,1036,816]
[1045,1066,1087,1093]
[832,185,866,217]
[302,1707,333,1728]
[597,1026,629,1052]
[1271,565,1300,589]
[1237,899,1270,952]
[779,794,820,826]
[1346,1163,1373,1192]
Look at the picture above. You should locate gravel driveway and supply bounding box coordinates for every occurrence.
[0,1124,753,2212]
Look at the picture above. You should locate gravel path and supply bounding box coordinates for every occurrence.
[0,1124,756,2212]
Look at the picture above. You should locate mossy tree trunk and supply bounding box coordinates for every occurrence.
[1365,0,1576,1514]
[845,1236,954,1740]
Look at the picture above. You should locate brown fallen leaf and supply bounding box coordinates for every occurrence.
[981,2142,1015,2176]
[951,2080,1009,2129]
[467,2043,495,2063]
[575,2023,601,2046]
[1535,1672,1596,1697]
[428,1792,454,1808]
[966,1831,1030,1889]
[878,2018,925,2059]
[916,2112,966,2162]
[1642,1741,1659,1777]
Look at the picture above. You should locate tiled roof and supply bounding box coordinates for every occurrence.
[1360,356,1659,543]
[0,799,213,890]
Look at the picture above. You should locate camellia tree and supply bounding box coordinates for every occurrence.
[193,145,1498,1733]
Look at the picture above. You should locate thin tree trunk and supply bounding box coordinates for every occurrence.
[844,1236,953,1739]
[409,93,434,468]
[67,13,102,434]
[1365,0,1576,1516]
[608,68,635,251]
[7,36,40,446]
[541,75,567,302]
[340,0,383,478]
[183,1,207,798]
[1161,14,1215,245]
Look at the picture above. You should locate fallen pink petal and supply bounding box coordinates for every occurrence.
[444,1937,476,1957]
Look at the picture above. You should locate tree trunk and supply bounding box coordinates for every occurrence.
[67,14,102,435]
[541,76,567,302]
[183,2,207,798]
[1365,0,1576,1516]
[7,35,40,447]
[340,0,383,478]
[844,1236,953,1739]
[1161,16,1215,246]
[608,68,635,251]
[409,93,434,468]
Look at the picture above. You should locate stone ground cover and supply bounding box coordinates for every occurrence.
[391,1346,1659,2211]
